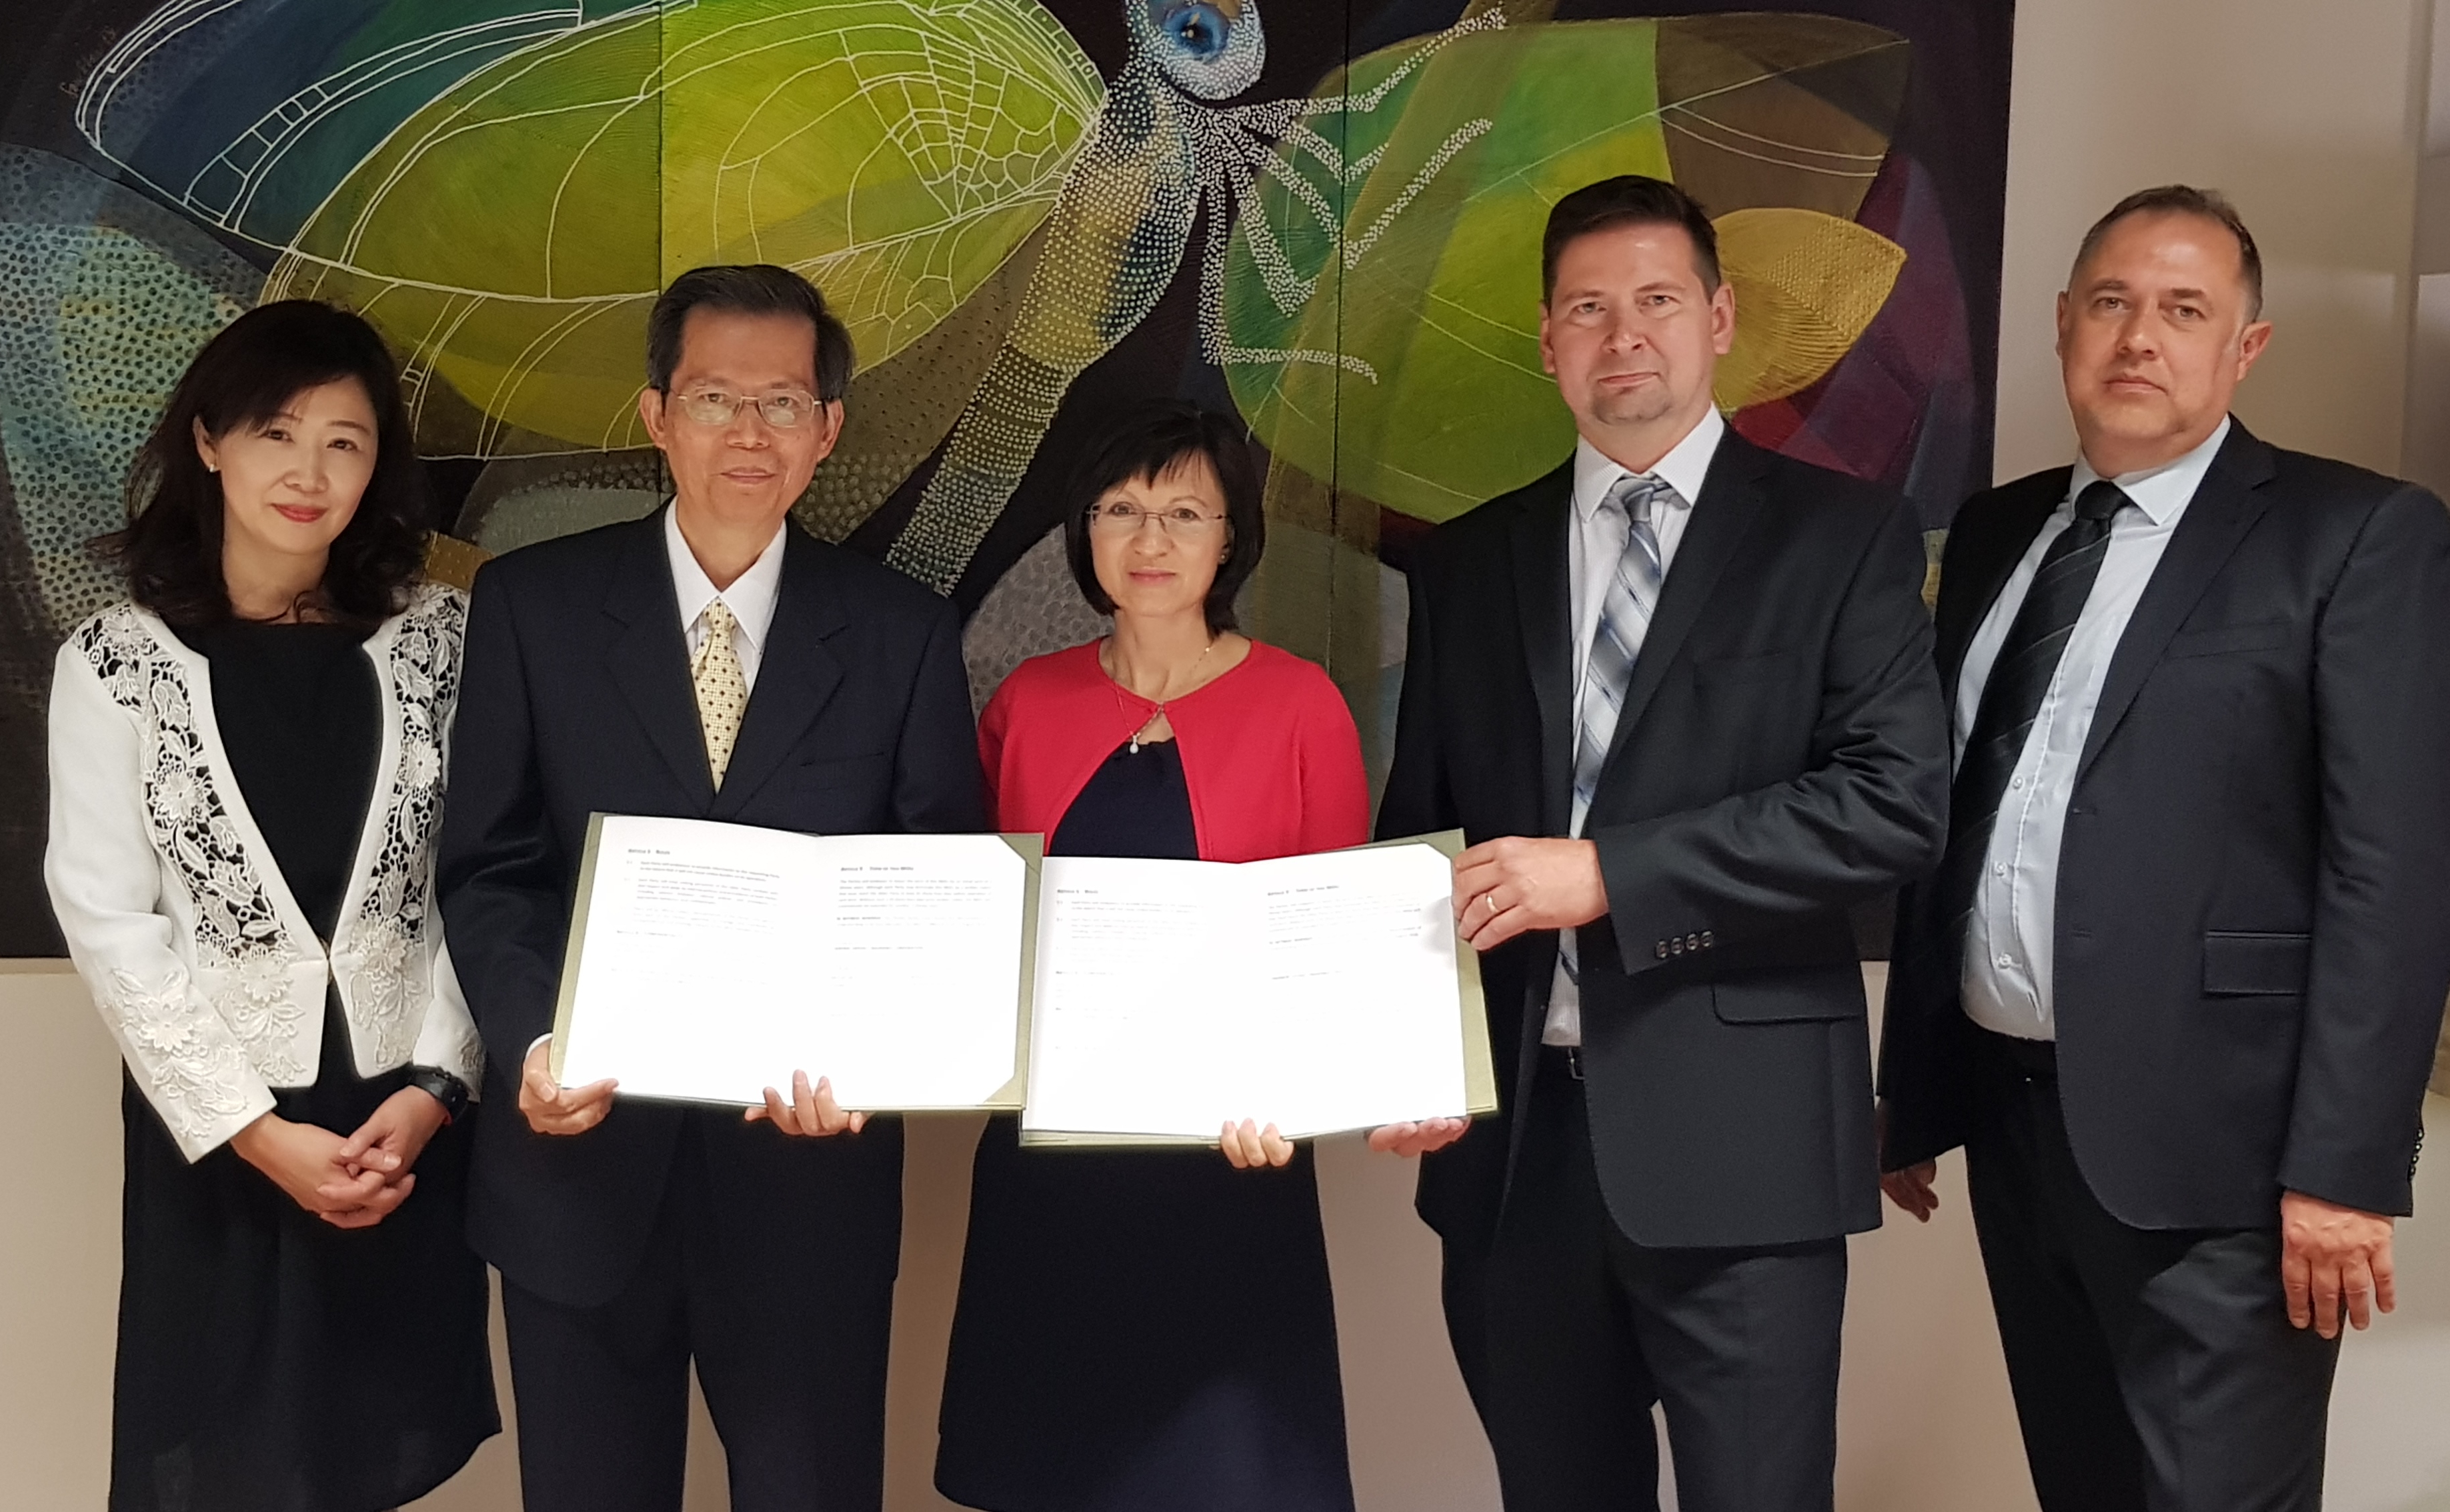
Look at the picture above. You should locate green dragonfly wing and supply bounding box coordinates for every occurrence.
[1225,14,1909,523]
[269,0,1103,457]
[75,1,634,251]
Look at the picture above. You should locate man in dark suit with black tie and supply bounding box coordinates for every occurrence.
[1374,175,1949,1511]
[438,265,984,1512]
[1879,187,2450,1512]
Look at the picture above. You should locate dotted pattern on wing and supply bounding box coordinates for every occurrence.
[0,145,256,636]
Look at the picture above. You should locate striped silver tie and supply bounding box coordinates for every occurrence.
[1572,473,1669,830]
[1561,473,1670,989]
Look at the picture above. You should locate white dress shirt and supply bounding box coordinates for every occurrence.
[665,503,787,693]
[1546,406,1725,1045]
[1956,417,2231,1041]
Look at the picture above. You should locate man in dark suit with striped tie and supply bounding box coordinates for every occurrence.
[1879,186,2450,1512]
[1377,175,1950,1511]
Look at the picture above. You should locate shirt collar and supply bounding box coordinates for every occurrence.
[1571,405,1726,521]
[2068,415,2232,527]
[664,501,788,651]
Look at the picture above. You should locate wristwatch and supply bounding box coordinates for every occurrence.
[406,1066,471,1124]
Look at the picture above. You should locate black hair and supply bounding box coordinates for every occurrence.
[1542,174,1721,300]
[645,264,855,400]
[111,299,427,629]
[1062,401,1265,634]
[2073,185,2265,320]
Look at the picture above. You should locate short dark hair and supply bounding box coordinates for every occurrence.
[2073,185,2264,320]
[1542,175,1720,301]
[1062,401,1265,635]
[646,264,854,399]
[111,300,429,629]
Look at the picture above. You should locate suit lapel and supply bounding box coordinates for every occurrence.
[2075,425,2278,783]
[1935,474,2066,711]
[710,525,848,819]
[602,508,716,807]
[1601,431,1772,768]
[1508,467,1576,837]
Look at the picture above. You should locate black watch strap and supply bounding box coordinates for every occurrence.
[406,1066,471,1124]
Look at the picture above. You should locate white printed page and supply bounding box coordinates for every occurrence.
[1022,857,1246,1137]
[556,817,1026,1108]
[1021,844,1465,1140]
[1240,844,1467,1136]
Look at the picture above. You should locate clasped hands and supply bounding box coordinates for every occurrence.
[518,1041,866,1139]
[231,1083,451,1229]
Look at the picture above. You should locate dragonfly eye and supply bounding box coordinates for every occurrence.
[1161,3,1230,57]
[1138,0,1263,99]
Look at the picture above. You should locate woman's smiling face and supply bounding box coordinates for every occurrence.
[197,376,379,586]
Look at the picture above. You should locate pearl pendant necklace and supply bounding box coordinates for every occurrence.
[1110,635,1214,754]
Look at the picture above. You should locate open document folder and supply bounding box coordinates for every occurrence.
[550,815,1040,1109]
[1020,831,1498,1147]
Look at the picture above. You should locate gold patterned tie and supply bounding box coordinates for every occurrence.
[692,599,748,789]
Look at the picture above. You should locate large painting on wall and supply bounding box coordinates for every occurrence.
[0,0,2013,955]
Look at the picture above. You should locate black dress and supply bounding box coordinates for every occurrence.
[936,738,1354,1512]
[111,622,497,1512]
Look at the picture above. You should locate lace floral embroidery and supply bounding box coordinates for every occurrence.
[337,584,466,1067]
[105,967,263,1149]
[76,607,310,1087]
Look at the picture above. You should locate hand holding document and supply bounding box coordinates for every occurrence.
[551,816,1035,1110]
[1021,836,1493,1145]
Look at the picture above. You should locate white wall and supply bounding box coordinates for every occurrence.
[1993,0,2431,485]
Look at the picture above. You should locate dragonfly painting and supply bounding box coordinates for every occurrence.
[0,0,2011,953]
[72,0,1913,583]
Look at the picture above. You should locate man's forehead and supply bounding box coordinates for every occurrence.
[2078,214,2247,286]
[1552,223,1709,294]
[672,307,820,384]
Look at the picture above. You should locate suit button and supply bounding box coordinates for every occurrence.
[1655,941,1668,959]
[1700,931,1714,948]
[1670,939,1685,955]
[1685,933,1700,951]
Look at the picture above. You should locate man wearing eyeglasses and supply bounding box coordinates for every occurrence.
[439,264,985,1512]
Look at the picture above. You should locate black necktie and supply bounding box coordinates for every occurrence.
[1931,479,2131,945]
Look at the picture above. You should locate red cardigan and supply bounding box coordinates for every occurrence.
[980,639,1370,862]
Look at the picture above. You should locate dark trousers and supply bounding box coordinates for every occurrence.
[498,1117,897,1512]
[1965,1033,2341,1512]
[1474,1048,1847,1512]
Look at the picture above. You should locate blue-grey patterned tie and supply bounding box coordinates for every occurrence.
[1560,472,1672,989]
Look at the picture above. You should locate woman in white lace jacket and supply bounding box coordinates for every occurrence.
[45,301,497,1512]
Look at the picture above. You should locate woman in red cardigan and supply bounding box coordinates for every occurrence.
[936,404,1367,1512]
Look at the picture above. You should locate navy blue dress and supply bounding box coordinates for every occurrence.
[935,737,1354,1512]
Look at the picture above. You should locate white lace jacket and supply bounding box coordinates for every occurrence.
[45,583,484,1161]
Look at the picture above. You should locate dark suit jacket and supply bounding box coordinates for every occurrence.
[1378,430,1950,1252]
[1881,424,2450,1229]
[438,508,985,1307]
